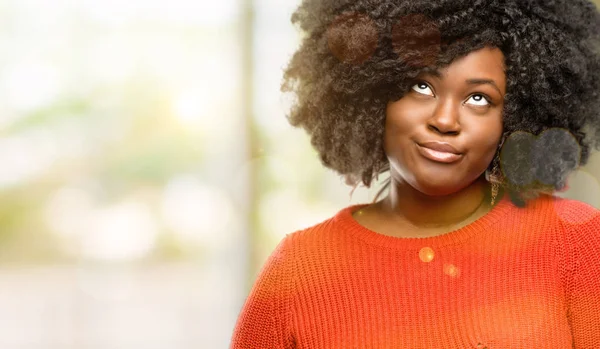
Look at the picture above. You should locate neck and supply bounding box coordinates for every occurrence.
[381,176,491,229]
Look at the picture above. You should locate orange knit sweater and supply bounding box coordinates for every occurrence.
[231,195,600,348]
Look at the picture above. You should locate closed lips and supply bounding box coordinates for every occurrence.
[417,141,462,154]
[416,142,463,163]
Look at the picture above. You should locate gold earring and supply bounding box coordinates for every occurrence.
[490,182,499,206]
[486,163,501,206]
[488,138,507,207]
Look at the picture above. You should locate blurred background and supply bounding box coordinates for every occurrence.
[0,0,598,348]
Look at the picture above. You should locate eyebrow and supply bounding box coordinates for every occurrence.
[426,70,503,96]
[465,79,503,96]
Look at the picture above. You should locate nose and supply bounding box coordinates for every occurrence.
[428,99,461,135]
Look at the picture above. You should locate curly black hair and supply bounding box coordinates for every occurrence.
[281,0,600,206]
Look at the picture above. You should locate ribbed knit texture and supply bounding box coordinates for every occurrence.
[231,194,600,348]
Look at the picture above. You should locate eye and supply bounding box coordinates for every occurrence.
[466,94,492,107]
[411,82,434,96]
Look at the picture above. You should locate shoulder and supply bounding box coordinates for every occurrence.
[547,195,600,228]
[550,194,599,213]
[540,196,600,254]
[285,205,360,240]
[280,204,362,256]
[513,194,600,226]
[498,195,599,243]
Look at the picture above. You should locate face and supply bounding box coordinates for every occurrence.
[385,47,506,196]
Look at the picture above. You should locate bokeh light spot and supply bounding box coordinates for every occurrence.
[418,247,435,263]
[81,201,158,262]
[161,175,237,250]
[392,14,441,68]
[327,12,379,65]
[500,128,583,189]
[554,169,600,225]
[443,263,460,278]
[534,128,581,187]
[500,131,536,187]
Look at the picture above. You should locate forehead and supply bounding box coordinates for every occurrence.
[428,47,506,89]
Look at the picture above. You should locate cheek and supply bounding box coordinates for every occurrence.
[384,100,422,146]
[383,119,412,158]
[471,123,503,163]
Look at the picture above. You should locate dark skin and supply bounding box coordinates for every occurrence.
[354,47,506,238]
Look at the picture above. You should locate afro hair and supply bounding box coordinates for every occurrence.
[281,0,600,205]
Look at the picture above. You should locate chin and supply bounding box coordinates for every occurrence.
[414,185,460,197]
[410,178,471,197]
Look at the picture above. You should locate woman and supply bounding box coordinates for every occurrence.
[231,0,600,347]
